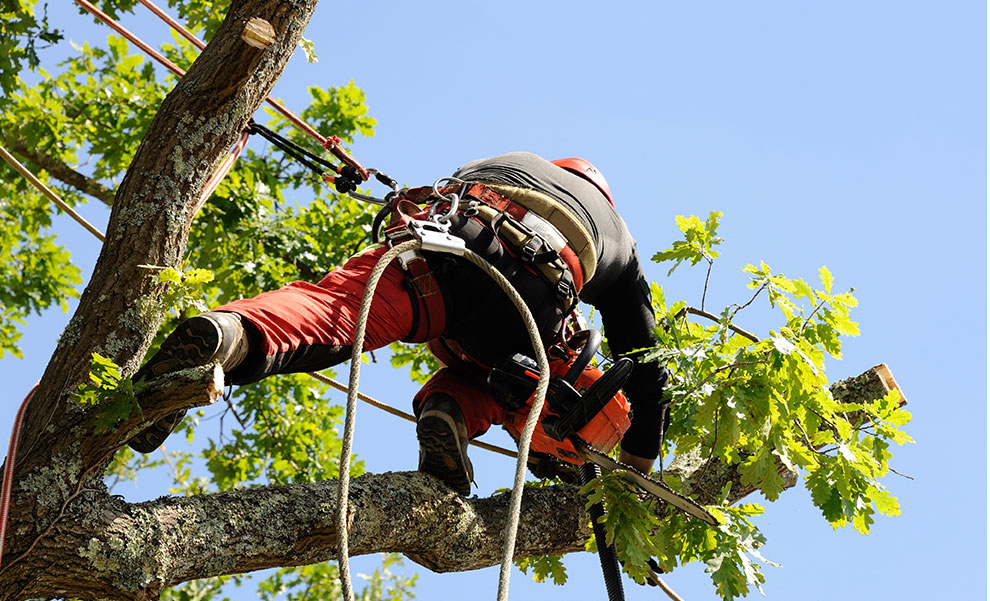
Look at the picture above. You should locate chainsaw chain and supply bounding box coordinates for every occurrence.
[575,441,717,525]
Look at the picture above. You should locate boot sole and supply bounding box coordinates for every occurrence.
[128,317,223,453]
[417,411,472,496]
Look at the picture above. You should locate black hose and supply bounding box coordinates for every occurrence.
[580,463,626,601]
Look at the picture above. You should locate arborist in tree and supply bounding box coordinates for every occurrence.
[128,152,668,496]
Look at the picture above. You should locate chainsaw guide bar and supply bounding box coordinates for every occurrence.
[574,440,718,525]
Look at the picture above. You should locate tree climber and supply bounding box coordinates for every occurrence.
[128,152,668,496]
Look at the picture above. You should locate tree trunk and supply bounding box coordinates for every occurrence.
[0,1,319,598]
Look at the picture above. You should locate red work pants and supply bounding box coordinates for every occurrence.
[216,245,506,438]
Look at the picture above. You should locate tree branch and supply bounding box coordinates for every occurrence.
[3,137,116,207]
[0,362,904,600]
[684,306,760,343]
[4,474,590,599]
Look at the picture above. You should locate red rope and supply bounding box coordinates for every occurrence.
[136,0,205,51]
[195,131,250,214]
[0,384,38,567]
[75,0,186,79]
[134,0,327,146]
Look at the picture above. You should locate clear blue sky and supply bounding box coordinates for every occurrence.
[4,1,986,599]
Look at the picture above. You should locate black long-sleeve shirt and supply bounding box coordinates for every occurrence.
[451,152,666,459]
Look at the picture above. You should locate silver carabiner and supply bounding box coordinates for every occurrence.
[431,176,465,223]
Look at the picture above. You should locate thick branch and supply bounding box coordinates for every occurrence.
[4,473,589,600]
[0,364,904,600]
[3,138,116,206]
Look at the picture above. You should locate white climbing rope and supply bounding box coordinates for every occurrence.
[335,238,551,601]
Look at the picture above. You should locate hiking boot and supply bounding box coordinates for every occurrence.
[416,394,474,496]
[127,311,251,453]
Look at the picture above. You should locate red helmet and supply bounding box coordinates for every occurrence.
[552,157,614,207]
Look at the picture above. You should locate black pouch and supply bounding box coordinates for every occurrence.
[487,353,540,411]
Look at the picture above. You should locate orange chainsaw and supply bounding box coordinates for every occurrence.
[490,329,716,525]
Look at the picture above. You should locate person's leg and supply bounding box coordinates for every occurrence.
[412,365,506,495]
[217,245,419,383]
[129,245,421,452]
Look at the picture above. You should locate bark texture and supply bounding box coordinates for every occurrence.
[0,1,320,599]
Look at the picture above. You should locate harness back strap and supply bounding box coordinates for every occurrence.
[465,183,598,289]
[383,199,448,343]
[402,252,446,342]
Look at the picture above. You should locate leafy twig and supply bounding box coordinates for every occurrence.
[674,360,767,405]
[800,297,828,333]
[701,258,713,312]
[158,446,184,484]
[685,306,760,343]
[889,467,915,480]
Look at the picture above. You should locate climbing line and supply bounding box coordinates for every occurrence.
[335,233,551,601]
[0,384,38,568]
[0,144,106,241]
[336,240,420,601]
[462,249,551,601]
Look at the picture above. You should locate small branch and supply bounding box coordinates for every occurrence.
[158,447,184,484]
[730,281,768,320]
[800,297,828,333]
[685,306,760,343]
[700,258,713,312]
[253,402,304,473]
[648,572,688,601]
[889,467,915,480]
[674,360,767,405]
[4,138,116,206]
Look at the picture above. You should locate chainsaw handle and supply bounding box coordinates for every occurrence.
[564,329,602,385]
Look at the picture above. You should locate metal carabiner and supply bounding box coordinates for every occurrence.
[431,176,464,223]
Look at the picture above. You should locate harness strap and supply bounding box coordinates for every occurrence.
[401,253,446,343]
[382,199,447,343]
[457,183,587,293]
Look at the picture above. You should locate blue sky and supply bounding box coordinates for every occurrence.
[4,1,987,599]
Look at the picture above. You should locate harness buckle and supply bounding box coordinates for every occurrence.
[520,238,540,262]
[408,219,466,255]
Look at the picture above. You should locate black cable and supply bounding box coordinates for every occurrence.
[580,463,626,601]
[247,121,338,175]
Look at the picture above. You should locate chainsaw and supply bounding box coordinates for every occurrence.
[490,329,716,525]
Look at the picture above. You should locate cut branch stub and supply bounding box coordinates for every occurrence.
[242,18,276,49]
